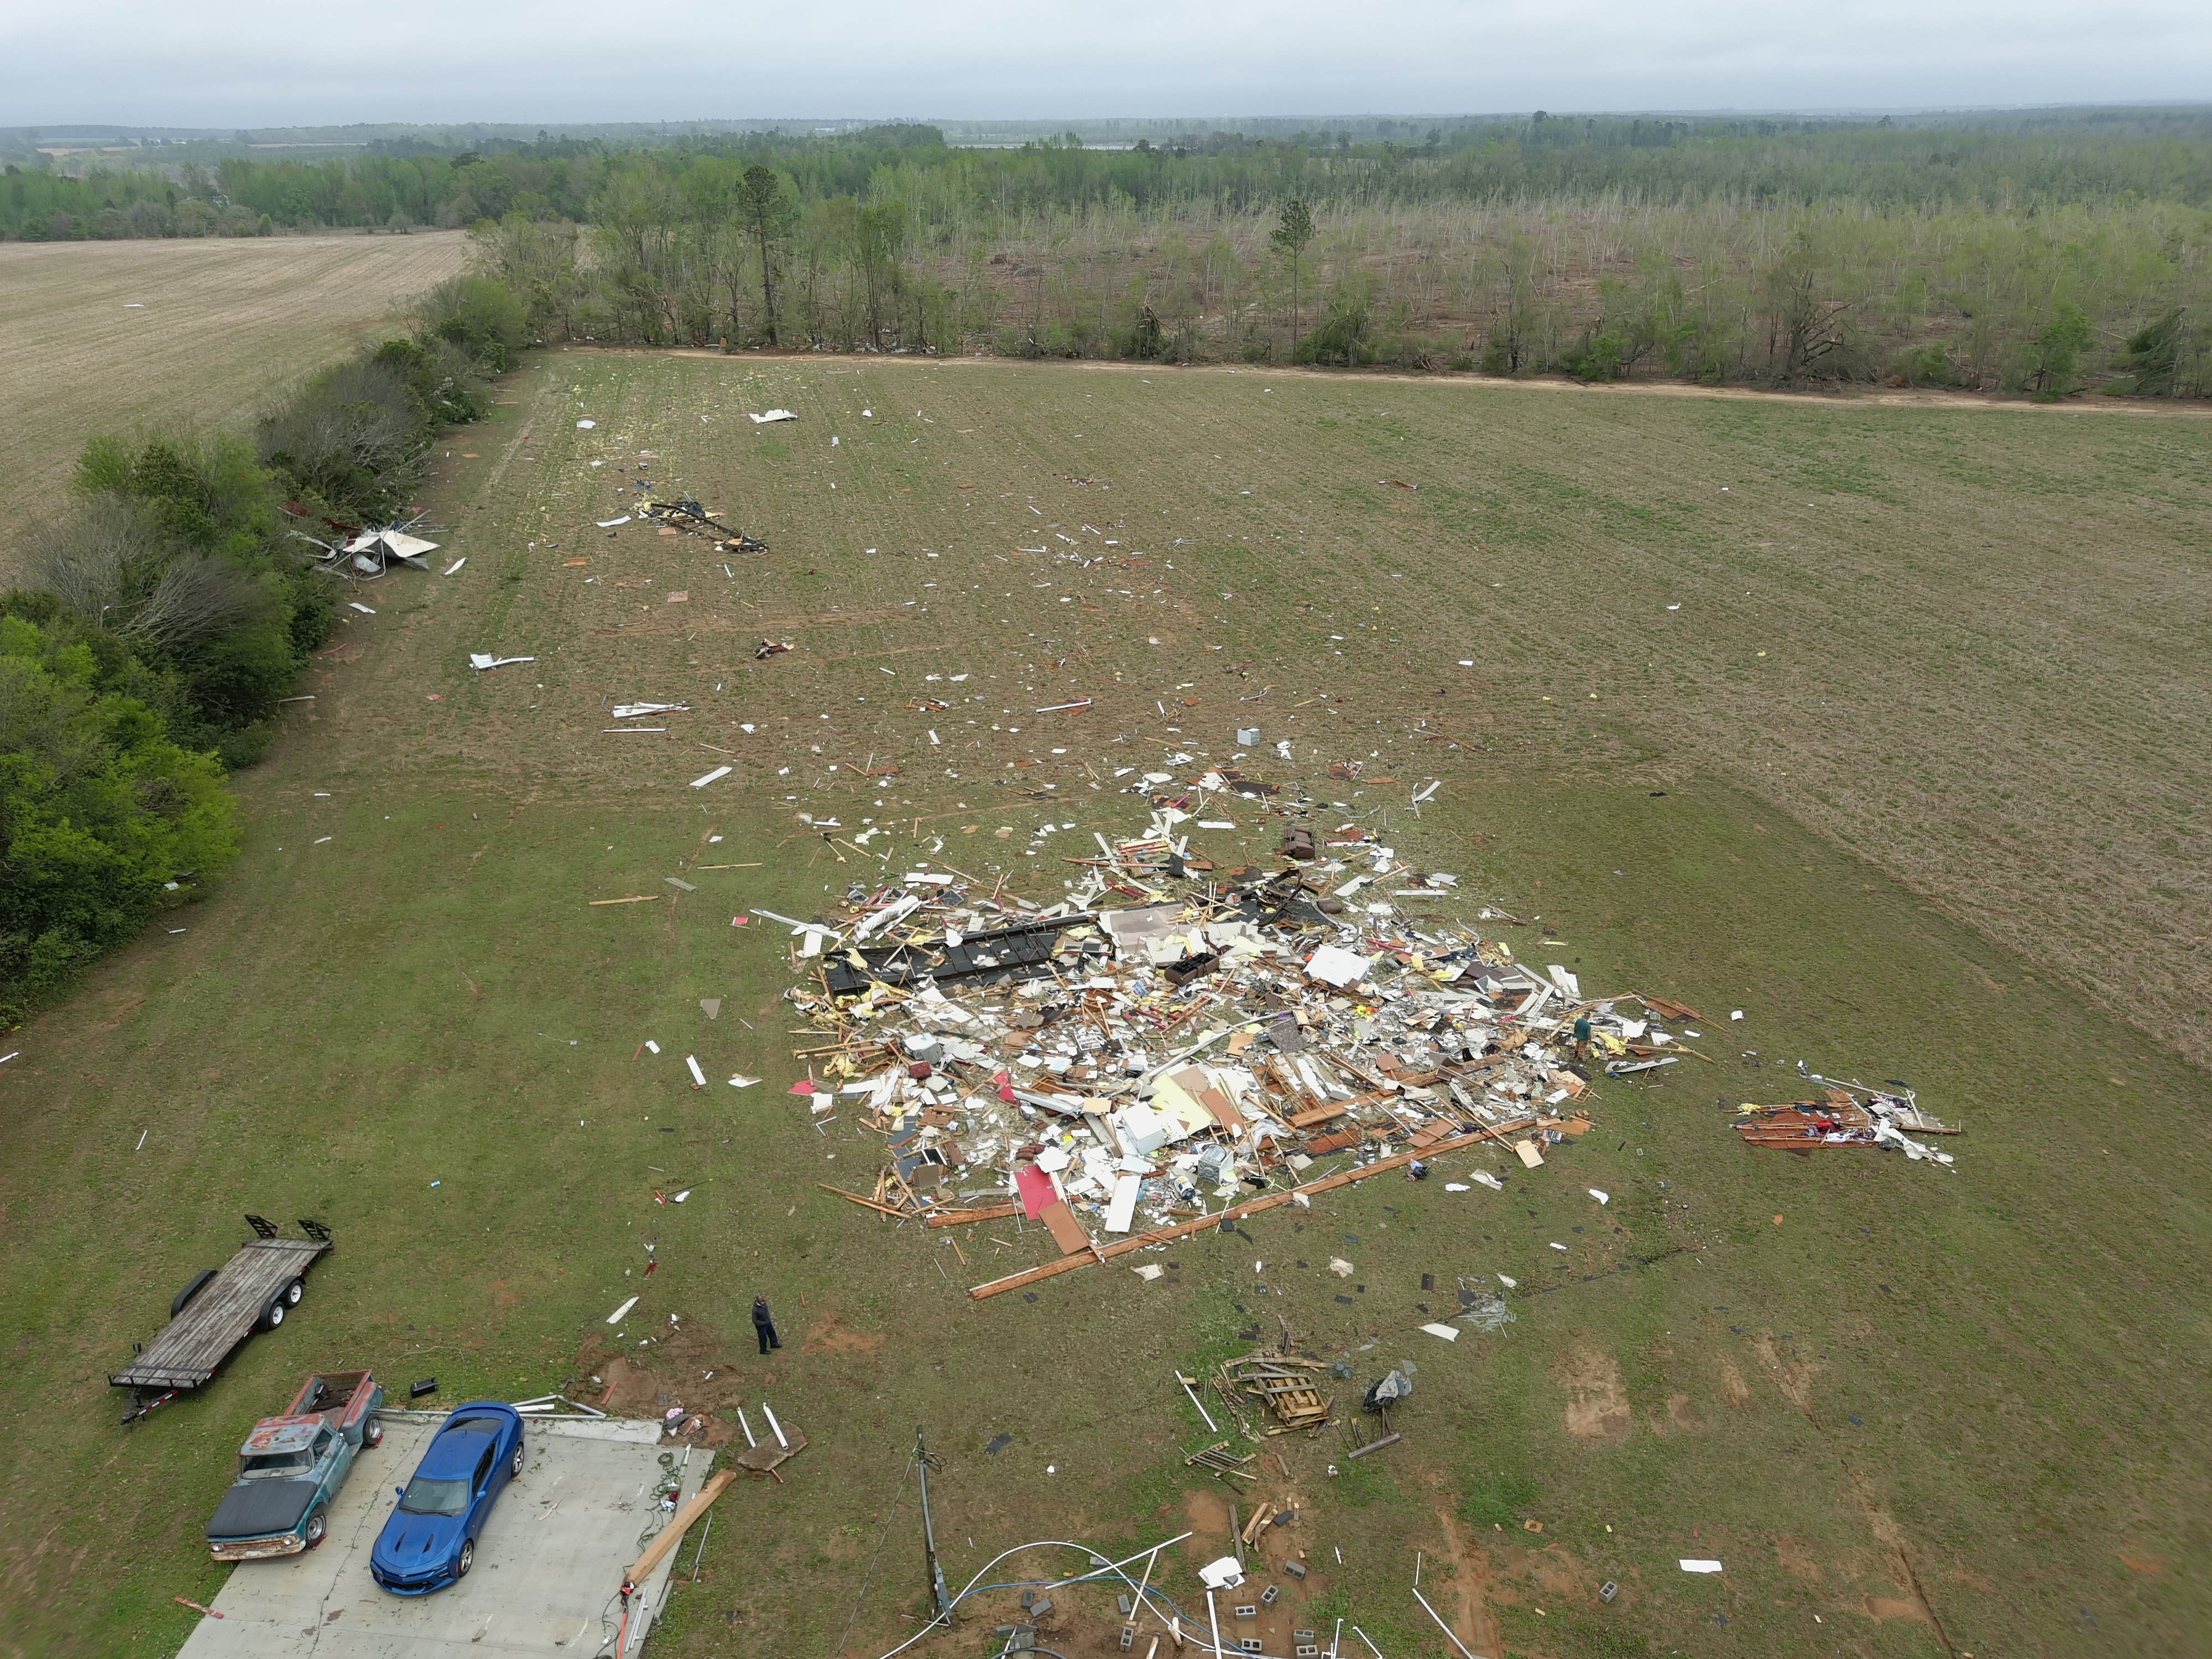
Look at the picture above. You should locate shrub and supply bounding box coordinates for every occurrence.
[417,274,528,372]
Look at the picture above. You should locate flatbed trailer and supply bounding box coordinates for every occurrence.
[112,1217,332,1422]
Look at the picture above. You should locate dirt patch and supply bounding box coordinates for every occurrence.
[1665,1392,1702,1432]
[575,1319,749,1446]
[1715,1355,1753,1407]
[1863,1594,1931,1623]
[1181,1485,1233,1548]
[1526,1543,1592,1600]
[1435,1507,1503,1658]
[799,1306,885,1357]
[1552,1343,1631,1442]
[1750,1334,1822,1413]
[1775,1537,1823,1585]
[2115,1549,2164,1575]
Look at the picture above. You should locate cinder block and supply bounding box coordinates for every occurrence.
[1261,1584,1279,1606]
[1119,1625,1136,1652]
[1233,1604,1258,1620]
[1283,1561,1307,1580]
[1241,1642,1265,1655]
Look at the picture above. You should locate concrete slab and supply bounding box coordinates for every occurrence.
[181,1413,710,1658]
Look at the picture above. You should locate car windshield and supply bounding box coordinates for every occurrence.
[398,1476,471,1516]
[240,1452,310,1477]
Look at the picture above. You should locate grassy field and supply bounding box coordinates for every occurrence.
[0,352,2206,1659]
[0,232,467,584]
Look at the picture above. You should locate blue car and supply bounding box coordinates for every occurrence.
[368,1402,525,1594]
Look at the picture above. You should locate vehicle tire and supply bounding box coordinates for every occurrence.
[171,1269,218,1320]
[365,1421,384,1449]
[282,1277,304,1307]
[304,1506,327,1549]
[260,1297,286,1331]
[510,1437,525,1478]
[455,1539,474,1579]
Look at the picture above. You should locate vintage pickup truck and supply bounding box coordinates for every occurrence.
[206,1371,385,1561]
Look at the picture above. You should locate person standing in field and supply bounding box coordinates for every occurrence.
[752,1296,781,1355]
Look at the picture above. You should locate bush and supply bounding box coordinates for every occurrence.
[258,356,437,521]
[0,615,238,1026]
[417,274,529,372]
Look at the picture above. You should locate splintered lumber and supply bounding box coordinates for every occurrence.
[926,1202,1021,1228]
[967,1116,1538,1300]
[819,1184,909,1218]
[589,895,663,906]
[624,1469,737,1587]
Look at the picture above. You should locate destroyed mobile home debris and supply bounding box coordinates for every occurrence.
[286,512,441,581]
[781,793,1679,1298]
[769,765,1959,1296]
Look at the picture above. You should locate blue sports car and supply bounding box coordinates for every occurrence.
[368,1402,525,1594]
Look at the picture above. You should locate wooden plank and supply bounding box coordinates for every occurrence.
[925,1202,1021,1228]
[624,1468,737,1588]
[818,1184,908,1218]
[968,1116,1538,1300]
[1040,1200,1092,1255]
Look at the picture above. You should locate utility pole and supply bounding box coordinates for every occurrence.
[916,1426,951,1619]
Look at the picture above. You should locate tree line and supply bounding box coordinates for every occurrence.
[0,278,520,1026]
[21,111,2195,396]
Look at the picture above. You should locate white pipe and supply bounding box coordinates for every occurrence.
[1410,1586,1477,1659]
[873,1532,1193,1659]
[1180,1374,1218,1433]
[734,1409,755,1448]
[761,1402,788,1449]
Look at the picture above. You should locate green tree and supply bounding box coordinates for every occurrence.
[2026,302,2094,398]
[1271,197,1316,345]
[739,165,796,347]
[0,614,238,1025]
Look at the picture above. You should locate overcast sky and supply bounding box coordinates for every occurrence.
[4,1,2207,129]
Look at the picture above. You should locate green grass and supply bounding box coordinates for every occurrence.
[1,353,2206,1659]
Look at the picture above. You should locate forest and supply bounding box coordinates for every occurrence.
[7,111,2210,392]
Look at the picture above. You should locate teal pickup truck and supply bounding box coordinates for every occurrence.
[206,1371,385,1561]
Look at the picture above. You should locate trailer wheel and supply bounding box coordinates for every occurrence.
[259,1296,286,1331]
[304,1506,327,1549]
[366,1421,384,1449]
[282,1277,304,1307]
[171,1270,218,1319]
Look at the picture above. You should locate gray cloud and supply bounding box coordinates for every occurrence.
[4,0,2206,127]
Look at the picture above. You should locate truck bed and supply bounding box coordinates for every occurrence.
[111,1237,328,1391]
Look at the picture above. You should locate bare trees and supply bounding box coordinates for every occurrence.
[29,497,264,651]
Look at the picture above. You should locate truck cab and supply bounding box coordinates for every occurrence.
[207,1371,384,1560]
